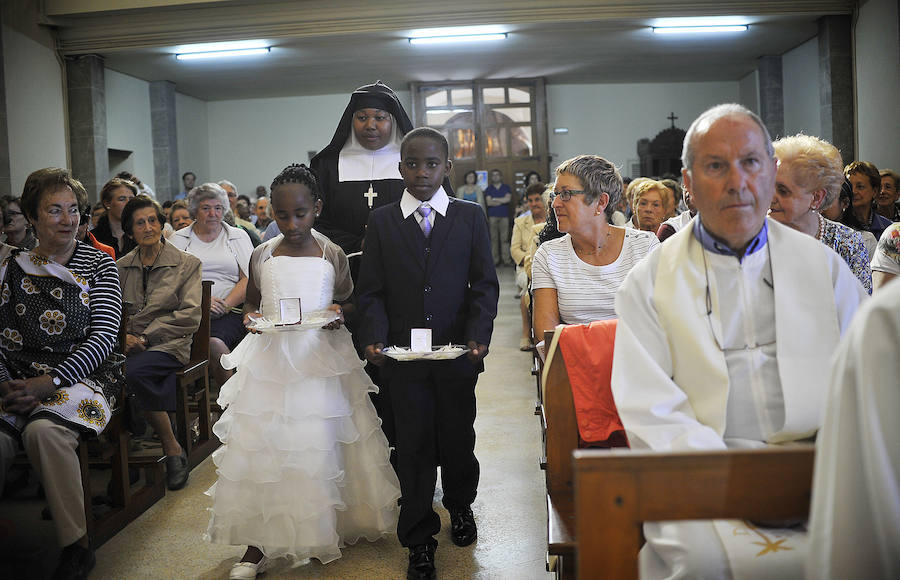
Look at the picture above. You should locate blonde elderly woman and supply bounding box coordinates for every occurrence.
[531,155,659,345]
[170,183,253,387]
[626,179,671,234]
[770,134,872,294]
[510,182,548,350]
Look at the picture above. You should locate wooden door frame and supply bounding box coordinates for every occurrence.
[409,78,550,191]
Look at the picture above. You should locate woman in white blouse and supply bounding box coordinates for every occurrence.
[532,155,659,342]
[170,183,253,387]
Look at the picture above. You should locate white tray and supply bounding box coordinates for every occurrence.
[247,310,340,333]
[382,345,470,361]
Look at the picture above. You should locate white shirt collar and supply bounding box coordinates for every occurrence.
[400,186,450,218]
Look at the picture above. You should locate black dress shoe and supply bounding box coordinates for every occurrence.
[165,450,189,490]
[52,541,95,580]
[448,505,477,546]
[407,543,436,580]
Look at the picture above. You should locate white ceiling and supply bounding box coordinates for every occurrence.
[44,0,854,101]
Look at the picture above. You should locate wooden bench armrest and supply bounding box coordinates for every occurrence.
[547,492,576,557]
[574,446,815,580]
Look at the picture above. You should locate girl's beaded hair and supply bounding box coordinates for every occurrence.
[270,163,321,202]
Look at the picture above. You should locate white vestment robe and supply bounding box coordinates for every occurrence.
[611,217,868,579]
[807,278,900,580]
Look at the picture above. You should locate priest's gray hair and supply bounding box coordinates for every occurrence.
[681,103,775,172]
[187,182,229,217]
[554,154,623,219]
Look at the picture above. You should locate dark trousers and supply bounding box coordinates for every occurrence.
[390,373,479,547]
[125,350,183,412]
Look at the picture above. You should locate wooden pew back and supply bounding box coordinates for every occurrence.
[574,446,815,580]
[543,328,579,495]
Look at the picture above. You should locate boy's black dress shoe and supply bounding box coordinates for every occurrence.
[448,505,477,546]
[52,540,95,580]
[407,543,436,580]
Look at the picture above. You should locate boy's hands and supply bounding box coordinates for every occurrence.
[467,341,489,364]
[364,343,386,366]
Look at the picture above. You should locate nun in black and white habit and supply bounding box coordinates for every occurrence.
[311,80,421,256]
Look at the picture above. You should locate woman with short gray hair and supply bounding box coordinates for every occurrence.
[170,183,253,387]
[531,155,659,344]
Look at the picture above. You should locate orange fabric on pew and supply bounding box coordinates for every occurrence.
[557,320,628,448]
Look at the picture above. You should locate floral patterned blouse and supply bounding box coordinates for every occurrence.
[820,216,873,294]
[871,221,900,277]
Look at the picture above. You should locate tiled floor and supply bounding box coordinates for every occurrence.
[4,267,552,579]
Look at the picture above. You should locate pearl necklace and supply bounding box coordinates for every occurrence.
[815,212,825,241]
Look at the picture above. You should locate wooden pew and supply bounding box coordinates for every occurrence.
[85,303,166,546]
[541,328,580,579]
[175,280,219,469]
[573,446,816,580]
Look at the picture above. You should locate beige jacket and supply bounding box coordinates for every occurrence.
[510,213,545,277]
[117,241,202,365]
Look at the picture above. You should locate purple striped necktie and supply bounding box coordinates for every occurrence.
[417,203,433,238]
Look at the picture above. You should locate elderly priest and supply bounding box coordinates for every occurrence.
[610,103,868,579]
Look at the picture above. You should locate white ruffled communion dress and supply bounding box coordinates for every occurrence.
[204,244,400,564]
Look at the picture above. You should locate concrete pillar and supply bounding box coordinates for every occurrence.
[149,81,179,201]
[818,15,854,163]
[66,54,108,200]
[0,12,12,197]
[757,55,784,139]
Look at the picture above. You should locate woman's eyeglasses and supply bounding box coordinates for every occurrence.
[550,189,587,202]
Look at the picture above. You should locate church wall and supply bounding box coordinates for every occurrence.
[782,37,822,141]
[1,21,67,196]
[738,70,759,116]
[205,90,411,197]
[546,81,739,176]
[855,0,900,168]
[105,69,155,193]
[176,91,210,186]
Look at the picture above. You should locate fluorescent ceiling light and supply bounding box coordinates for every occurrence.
[409,25,508,45]
[653,25,748,34]
[653,17,749,27]
[176,47,270,60]
[410,33,506,45]
[174,39,271,60]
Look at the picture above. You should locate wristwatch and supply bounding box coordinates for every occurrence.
[140,335,149,346]
[48,372,62,387]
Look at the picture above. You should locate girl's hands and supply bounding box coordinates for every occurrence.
[243,311,263,333]
[322,304,344,330]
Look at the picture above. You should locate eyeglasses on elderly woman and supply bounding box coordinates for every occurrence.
[549,189,588,203]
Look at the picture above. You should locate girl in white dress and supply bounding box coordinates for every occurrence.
[205,164,400,579]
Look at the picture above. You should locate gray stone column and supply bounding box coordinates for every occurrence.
[757,56,784,140]
[150,81,179,201]
[66,54,108,200]
[0,12,12,197]
[818,15,854,163]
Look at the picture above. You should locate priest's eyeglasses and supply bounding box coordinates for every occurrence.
[550,189,587,202]
[701,246,777,353]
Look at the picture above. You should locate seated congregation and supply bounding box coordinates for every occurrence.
[0,100,897,580]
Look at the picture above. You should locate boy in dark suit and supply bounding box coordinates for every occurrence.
[357,127,499,580]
